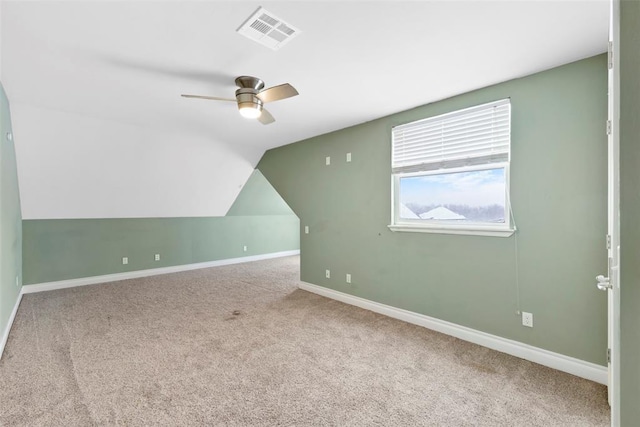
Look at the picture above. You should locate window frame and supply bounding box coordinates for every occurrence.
[388,100,515,237]
[390,162,514,237]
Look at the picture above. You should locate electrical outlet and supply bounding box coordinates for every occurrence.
[325,269,330,279]
[522,312,533,328]
[243,245,247,252]
[15,275,20,288]
[346,273,351,284]
[304,226,309,234]
[122,257,128,265]
[154,254,160,261]
[325,156,331,166]
[346,152,352,162]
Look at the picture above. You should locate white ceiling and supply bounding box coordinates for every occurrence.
[2,1,609,151]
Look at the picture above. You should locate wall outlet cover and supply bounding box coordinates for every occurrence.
[522,312,534,328]
[325,269,330,279]
[122,257,128,265]
[154,254,160,261]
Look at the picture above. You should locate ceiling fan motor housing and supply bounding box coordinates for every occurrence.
[236,89,264,113]
[235,76,265,113]
[235,76,265,91]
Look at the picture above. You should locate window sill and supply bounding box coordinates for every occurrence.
[387,224,515,237]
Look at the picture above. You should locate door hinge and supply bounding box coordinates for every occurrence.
[608,41,614,70]
[607,234,612,250]
[607,348,611,363]
[606,120,612,136]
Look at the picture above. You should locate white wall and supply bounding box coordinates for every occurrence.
[12,103,262,219]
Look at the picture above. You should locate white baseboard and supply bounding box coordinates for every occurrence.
[22,250,300,294]
[299,282,608,385]
[0,291,23,359]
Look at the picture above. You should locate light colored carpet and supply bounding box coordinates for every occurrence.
[0,256,609,426]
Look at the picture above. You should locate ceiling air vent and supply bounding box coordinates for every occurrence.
[237,7,301,51]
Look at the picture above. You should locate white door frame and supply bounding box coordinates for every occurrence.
[606,0,621,424]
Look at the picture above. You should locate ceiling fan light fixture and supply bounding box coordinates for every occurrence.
[182,75,297,125]
[238,102,263,119]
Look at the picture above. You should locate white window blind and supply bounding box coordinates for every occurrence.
[392,99,511,173]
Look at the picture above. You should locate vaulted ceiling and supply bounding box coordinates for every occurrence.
[0,1,609,219]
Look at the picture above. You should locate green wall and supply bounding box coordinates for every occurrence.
[258,55,608,365]
[227,170,295,216]
[23,169,299,285]
[0,82,23,346]
[620,0,640,423]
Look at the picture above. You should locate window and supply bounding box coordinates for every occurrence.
[389,99,514,237]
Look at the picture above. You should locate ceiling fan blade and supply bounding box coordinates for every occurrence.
[181,94,236,102]
[258,108,275,125]
[256,83,298,103]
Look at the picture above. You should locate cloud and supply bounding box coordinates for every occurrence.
[401,168,505,207]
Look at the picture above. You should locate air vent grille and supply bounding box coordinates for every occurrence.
[237,7,301,51]
[259,13,279,27]
[277,23,295,36]
[250,20,271,34]
[267,30,287,42]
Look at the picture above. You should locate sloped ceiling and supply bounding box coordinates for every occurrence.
[0,1,608,219]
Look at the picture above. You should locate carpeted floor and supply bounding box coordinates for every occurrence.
[0,256,609,426]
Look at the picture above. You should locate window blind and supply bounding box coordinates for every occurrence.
[392,99,510,173]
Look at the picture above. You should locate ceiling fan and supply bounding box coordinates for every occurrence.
[181,76,298,125]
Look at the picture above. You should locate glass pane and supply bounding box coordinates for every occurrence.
[399,168,506,223]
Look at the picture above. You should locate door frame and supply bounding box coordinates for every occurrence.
[607,0,620,424]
